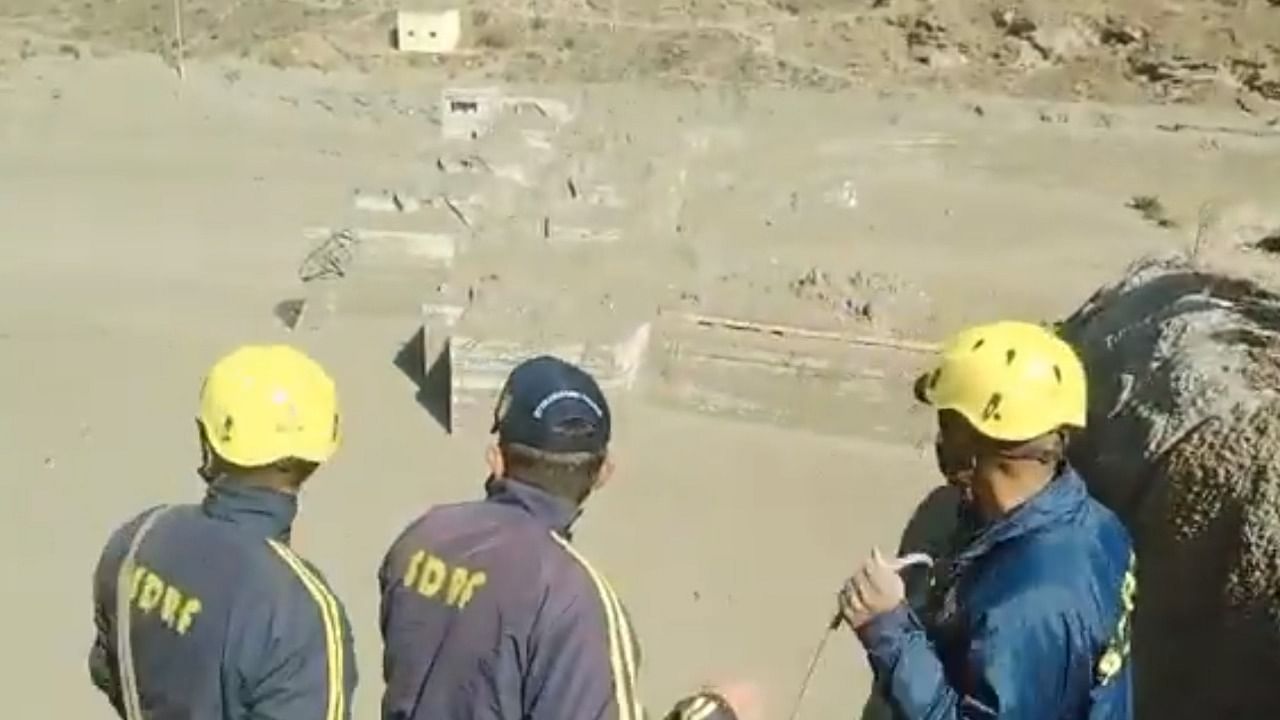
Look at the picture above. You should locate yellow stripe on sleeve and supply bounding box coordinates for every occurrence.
[267,539,345,720]
[551,533,639,720]
[603,579,643,720]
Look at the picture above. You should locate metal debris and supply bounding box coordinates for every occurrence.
[298,229,360,282]
[440,195,473,231]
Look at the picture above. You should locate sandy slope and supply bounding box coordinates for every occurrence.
[3,1,1279,113]
[0,51,1278,718]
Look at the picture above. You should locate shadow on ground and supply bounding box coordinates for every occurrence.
[393,326,452,433]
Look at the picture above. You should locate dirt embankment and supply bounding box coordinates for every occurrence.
[2,1,1279,115]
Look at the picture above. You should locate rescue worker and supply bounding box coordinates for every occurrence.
[842,321,1135,720]
[379,355,749,720]
[88,344,357,719]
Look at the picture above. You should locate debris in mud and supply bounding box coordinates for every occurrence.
[787,268,919,324]
[1232,58,1280,102]
[1127,52,1220,101]
[354,189,422,214]
[901,16,965,68]
[991,7,1050,61]
[1254,230,1280,254]
[821,180,858,209]
[991,10,1098,64]
[1060,256,1280,720]
[1095,16,1147,47]
[298,228,360,282]
[1038,108,1069,123]
[1127,195,1177,228]
[436,153,492,175]
[1155,120,1280,138]
[991,9,1038,40]
[274,299,307,330]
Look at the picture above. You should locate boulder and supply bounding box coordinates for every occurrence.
[1060,255,1280,719]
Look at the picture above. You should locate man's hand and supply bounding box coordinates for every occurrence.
[839,548,908,629]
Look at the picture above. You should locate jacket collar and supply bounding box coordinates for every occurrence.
[201,481,298,542]
[485,476,581,538]
[956,464,1088,565]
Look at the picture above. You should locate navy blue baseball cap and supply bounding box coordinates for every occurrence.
[491,355,612,453]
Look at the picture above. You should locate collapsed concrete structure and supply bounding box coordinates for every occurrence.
[1060,256,1280,720]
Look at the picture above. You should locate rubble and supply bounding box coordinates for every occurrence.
[301,227,458,268]
[353,189,423,214]
[420,302,651,431]
[777,266,933,331]
[1126,195,1177,229]
[1060,255,1280,720]
[298,228,360,282]
[652,310,930,441]
[439,87,576,141]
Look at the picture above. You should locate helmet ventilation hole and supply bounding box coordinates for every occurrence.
[972,338,986,351]
[982,393,1003,421]
[1005,348,1017,365]
[1053,364,1063,383]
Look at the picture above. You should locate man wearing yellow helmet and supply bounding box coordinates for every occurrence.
[88,345,357,720]
[841,321,1135,720]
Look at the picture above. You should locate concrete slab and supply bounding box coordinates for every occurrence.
[420,305,651,432]
[302,227,458,268]
[650,311,935,441]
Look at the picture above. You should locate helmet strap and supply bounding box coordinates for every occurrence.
[196,421,220,483]
[934,436,976,477]
[992,430,1067,466]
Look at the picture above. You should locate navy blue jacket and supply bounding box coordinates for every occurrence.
[858,467,1135,720]
[89,483,358,720]
[379,478,735,720]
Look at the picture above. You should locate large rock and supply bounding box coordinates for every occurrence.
[1060,256,1280,720]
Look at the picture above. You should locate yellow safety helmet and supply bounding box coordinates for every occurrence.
[197,345,340,468]
[914,321,1087,442]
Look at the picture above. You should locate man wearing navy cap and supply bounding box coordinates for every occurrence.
[378,355,749,720]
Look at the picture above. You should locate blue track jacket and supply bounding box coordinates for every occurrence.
[858,467,1135,720]
[89,483,357,720]
[379,477,736,720]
